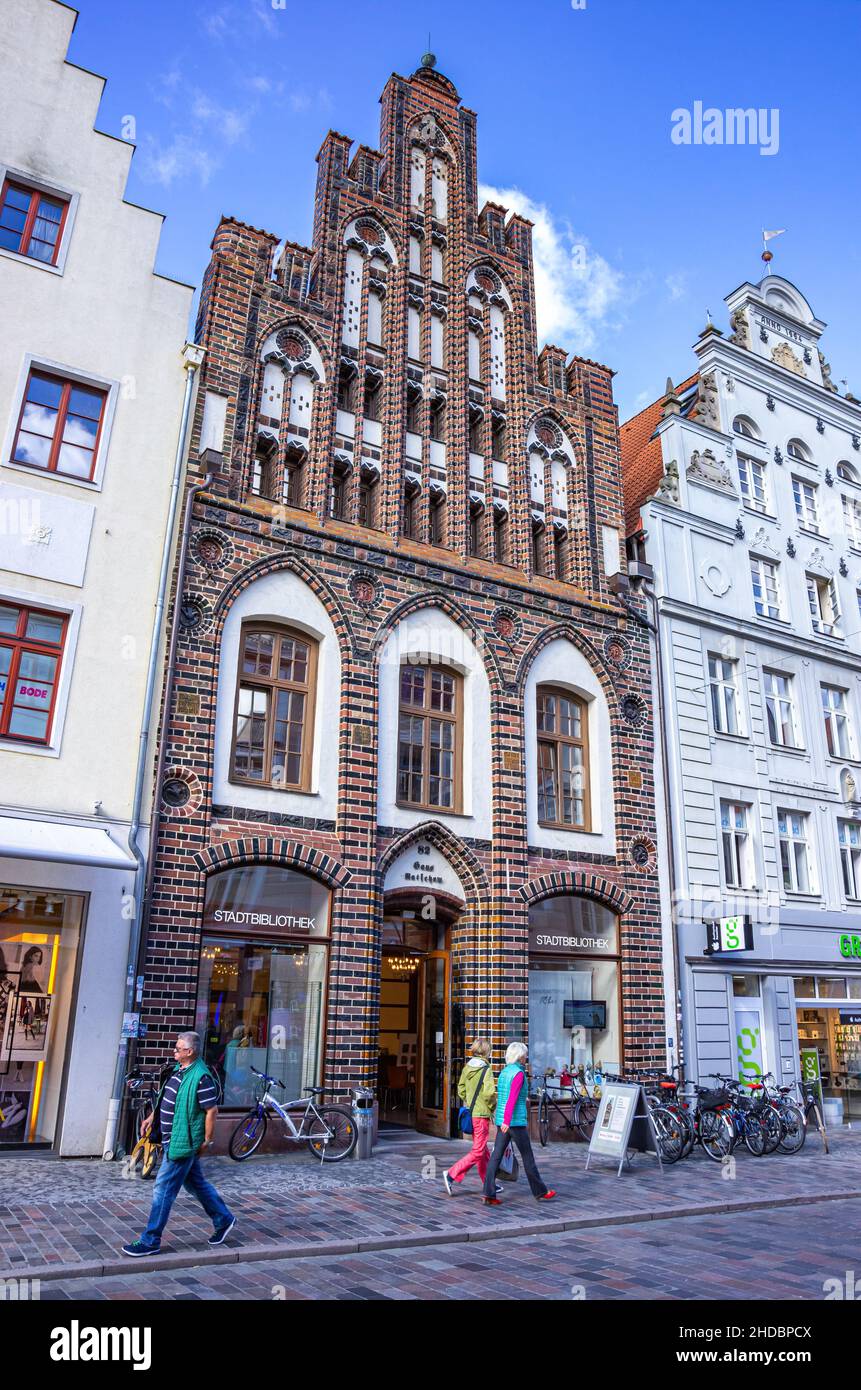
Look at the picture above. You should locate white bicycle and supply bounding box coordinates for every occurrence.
[228,1066,357,1162]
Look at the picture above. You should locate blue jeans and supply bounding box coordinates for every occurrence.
[138,1153,233,1250]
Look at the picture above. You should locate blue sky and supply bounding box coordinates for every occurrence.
[67,0,861,420]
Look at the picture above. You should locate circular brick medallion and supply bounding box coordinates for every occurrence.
[160,766,203,818]
[619,693,648,728]
[276,330,311,362]
[603,633,633,671]
[356,217,384,247]
[629,836,657,873]
[178,593,214,635]
[192,527,234,572]
[349,571,382,609]
[492,606,521,642]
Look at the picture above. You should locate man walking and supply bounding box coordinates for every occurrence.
[122,1031,236,1256]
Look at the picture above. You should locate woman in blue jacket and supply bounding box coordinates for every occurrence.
[482,1041,556,1206]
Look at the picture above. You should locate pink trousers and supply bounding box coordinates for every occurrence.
[448,1117,490,1183]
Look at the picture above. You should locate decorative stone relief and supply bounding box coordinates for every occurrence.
[729,308,750,349]
[841,767,859,806]
[771,341,805,376]
[655,458,680,503]
[806,547,833,577]
[819,350,837,392]
[686,448,735,492]
[619,693,648,728]
[699,560,732,597]
[750,528,780,559]
[695,372,720,431]
[178,593,214,635]
[192,527,234,572]
[629,836,657,873]
[492,606,521,642]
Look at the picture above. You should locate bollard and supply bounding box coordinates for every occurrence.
[351,1086,375,1160]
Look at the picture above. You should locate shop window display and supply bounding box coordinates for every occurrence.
[795,975,861,1124]
[0,887,84,1147]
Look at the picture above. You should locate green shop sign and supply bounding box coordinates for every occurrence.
[838,934,861,959]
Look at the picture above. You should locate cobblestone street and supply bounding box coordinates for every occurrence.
[1,1127,856,1299]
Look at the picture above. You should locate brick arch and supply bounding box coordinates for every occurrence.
[523,405,585,469]
[518,869,633,916]
[463,253,518,310]
[377,819,490,906]
[514,622,617,704]
[193,838,352,890]
[337,204,402,258]
[254,311,333,377]
[209,549,357,661]
[369,591,504,696]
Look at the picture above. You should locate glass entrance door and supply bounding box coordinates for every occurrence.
[416,950,450,1136]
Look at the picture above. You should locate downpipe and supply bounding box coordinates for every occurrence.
[102,343,205,1161]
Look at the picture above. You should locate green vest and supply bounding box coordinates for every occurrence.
[495,1062,529,1127]
[157,1058,214,1160]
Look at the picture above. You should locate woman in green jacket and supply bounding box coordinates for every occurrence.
[443,1039,499,1195]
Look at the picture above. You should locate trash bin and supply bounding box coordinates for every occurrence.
[351,1087,375,1160]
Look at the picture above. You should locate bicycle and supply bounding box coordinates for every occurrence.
[758,1072,806,1155]
[229,1067,357,1162]
[537,1066,599,1145]
[708,1074,781,1156]
[124,1069,165,1179]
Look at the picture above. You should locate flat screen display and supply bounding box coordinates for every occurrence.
[563,999,606,1030]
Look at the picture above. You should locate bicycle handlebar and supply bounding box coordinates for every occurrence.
[251,1066,285,1089]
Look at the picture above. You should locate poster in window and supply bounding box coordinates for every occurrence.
[0,1060,35,1142]
[11,992,51,1055]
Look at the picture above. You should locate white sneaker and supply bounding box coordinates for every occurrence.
[443,1170,455,1196]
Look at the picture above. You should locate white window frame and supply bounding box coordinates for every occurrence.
[2,353,120,494]
[763,669,799,749]
[750,554,781,621]
[738,454,768,513]
[838,819,861,900]
[708,653,741,736]
[0,584,82,758]
[822,684,853,759]
[0,164,79,277]
[792,476,819,532]
[720,799,755,890]
[807,573,840,637]
[843,494,861,550]
[777,808,814,895]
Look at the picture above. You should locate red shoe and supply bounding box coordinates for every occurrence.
[537,1190,557,1201]
[482,1196,502,1206]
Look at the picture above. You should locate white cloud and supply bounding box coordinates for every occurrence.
[479,183,625,352]
[191,93,252,145]
[139,134,218,189]
[665,271,688,302]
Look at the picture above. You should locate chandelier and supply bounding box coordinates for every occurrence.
[390,953,419,974]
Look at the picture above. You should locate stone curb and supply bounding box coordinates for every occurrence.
[2,1186,857,1285]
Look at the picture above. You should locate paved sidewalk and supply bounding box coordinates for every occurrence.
[36,1197,861,1301]
[0,1126,856,1283]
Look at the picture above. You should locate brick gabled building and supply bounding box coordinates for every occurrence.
[138,55,665,1139]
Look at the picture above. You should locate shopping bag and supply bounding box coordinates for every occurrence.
[497,1142,519,1182]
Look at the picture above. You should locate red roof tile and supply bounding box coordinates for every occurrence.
[620,374,697,535]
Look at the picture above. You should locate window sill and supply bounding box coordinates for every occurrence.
[395,801,469,819]
[537,820,593,834]
[3,458,101,493]
[711,731,750,744]
[782,891,821,903]
[752,613,790,628]
[0,245,63,276]
[229,779,315,796]
[768,742,808,757]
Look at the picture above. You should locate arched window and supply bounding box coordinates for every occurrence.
[787,438,811,462]
[536,685,590,829]
[231,624,317,792]
[733,416,760,440]
[397,663,462,812]
[838,460,860,485]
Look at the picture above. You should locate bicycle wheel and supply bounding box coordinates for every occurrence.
[777,1102,806,1154]
[307,1106,357,1162]
[742,1112,767,1156]
[676,1107,696,1158]
[575,1098,598,1141]
[650,1106,683,1164]
[760,1105,782,1155]
[229,1108,267,1160]
[125,1135,148,1177]
[698,1108,734,1161]
[141,1140,161,1179]
[538,1093,550,1147]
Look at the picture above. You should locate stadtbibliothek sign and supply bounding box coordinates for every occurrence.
[528,930,613,954]
[211,910,316,931]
